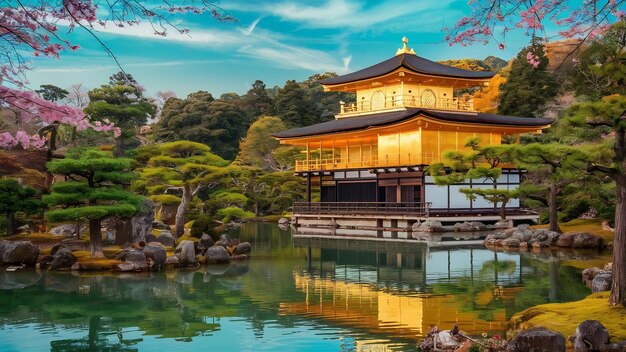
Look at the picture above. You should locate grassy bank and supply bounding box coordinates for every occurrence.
[509,292,626,346]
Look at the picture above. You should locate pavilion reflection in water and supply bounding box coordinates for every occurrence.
[283,237,544,347]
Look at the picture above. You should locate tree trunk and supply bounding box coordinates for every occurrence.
[500,199,507,220]
[609,176,626,306]
[6,211,15,236]
[175,184,191,239]
[115,136,125,157]
[548,184,562,233]
[89,218,104,258]
[609,122,626,306]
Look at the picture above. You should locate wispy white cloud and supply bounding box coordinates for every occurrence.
[35,59,224,73]
[224,0,453,30]
[240,18,262,35]
[55,18,350,74]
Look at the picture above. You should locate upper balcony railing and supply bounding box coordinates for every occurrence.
[295,153,442,172]
[295,153,516,172]
[340,95,474,115]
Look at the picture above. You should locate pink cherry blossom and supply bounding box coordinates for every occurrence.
[1,1,235,150]
[447,0,623,55]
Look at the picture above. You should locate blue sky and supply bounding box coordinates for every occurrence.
[27,0,550,98]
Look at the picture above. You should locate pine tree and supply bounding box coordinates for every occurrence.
[85,72,155,157]
[44,149,141,257]
[133,141,229,238]
[0,179,41,235]
[513,143,590,232]
[428,140,518,220]
[498,37,558,117]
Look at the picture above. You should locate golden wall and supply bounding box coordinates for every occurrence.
[377,130,421,165]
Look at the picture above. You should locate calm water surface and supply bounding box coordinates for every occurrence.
[0,223,604,351]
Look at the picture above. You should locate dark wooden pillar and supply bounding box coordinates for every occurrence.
[306,173,311,203]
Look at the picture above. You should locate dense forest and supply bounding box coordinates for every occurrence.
[1,22,625,251]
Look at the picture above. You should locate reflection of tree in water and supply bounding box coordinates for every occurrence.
[479,259,517,276]
[51,316,140,352]
[0,264,263,344]
[431,252,591,324]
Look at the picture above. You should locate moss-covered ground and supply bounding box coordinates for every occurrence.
[509,292,626,346]
[532,219,615,242]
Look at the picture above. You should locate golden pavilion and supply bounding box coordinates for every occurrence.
[273,38,553,238]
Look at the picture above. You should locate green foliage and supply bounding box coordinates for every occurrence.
[427,143,519,218]
[235,115,304,171]
[149,194,181,205]
[216,206,254,223]
[154,91,245,160]
[437,55,506,72]
[0,178,41,215]
[498,37,558,117]
[569,21,626,100]
[273,73,354,128]
[189,214,216,239]
[44,148,141,223]
[36,84,68,102]
[0,178,42,235]
[84,73,155,156]
[85,84,154,134]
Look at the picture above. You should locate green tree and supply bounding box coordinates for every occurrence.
[272,74,353,128]
[85,72,155,157]
[563,95,626,305]
[569,21,626,100]
[241,80,273,117]
[0,179,41,235]
[429,140,518,220]
[498,37,558,117]
[44,149,140,257]
[513,143,590,232]
[236,116,294,170]
[134,141,228,238]
[36,84,69,102]
[155,91,246,160]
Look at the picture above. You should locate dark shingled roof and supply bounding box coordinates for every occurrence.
[273,108,553,139]
[320,53,495,85]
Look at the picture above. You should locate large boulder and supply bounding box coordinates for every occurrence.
[175,240,197,266]
[572,233,603,249]
[572,320,610,352]
[234,242,251,255]
[582,267,606,288]
[48,247,76,270]
[278,218,290,226]
[115,250,148,272]
[0,240,39,265]
[155,231,176,247]
[415,220,444,232]
[494,220,510,229]
[214,234,232,248]
[501,238,521,248]
[512,225,533,242]
[205,246,231,264]
[591,273,612,293]
[152,220,169,230]
[198,234,214,251]
[556,234,574,247]
[143,244,166,270]
[50,224,82,237]
[506,327,565,352]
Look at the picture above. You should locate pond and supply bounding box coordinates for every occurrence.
[0,223,606,351]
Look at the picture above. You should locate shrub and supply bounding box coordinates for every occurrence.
[190,214,217,240]
[216,206,254,223]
